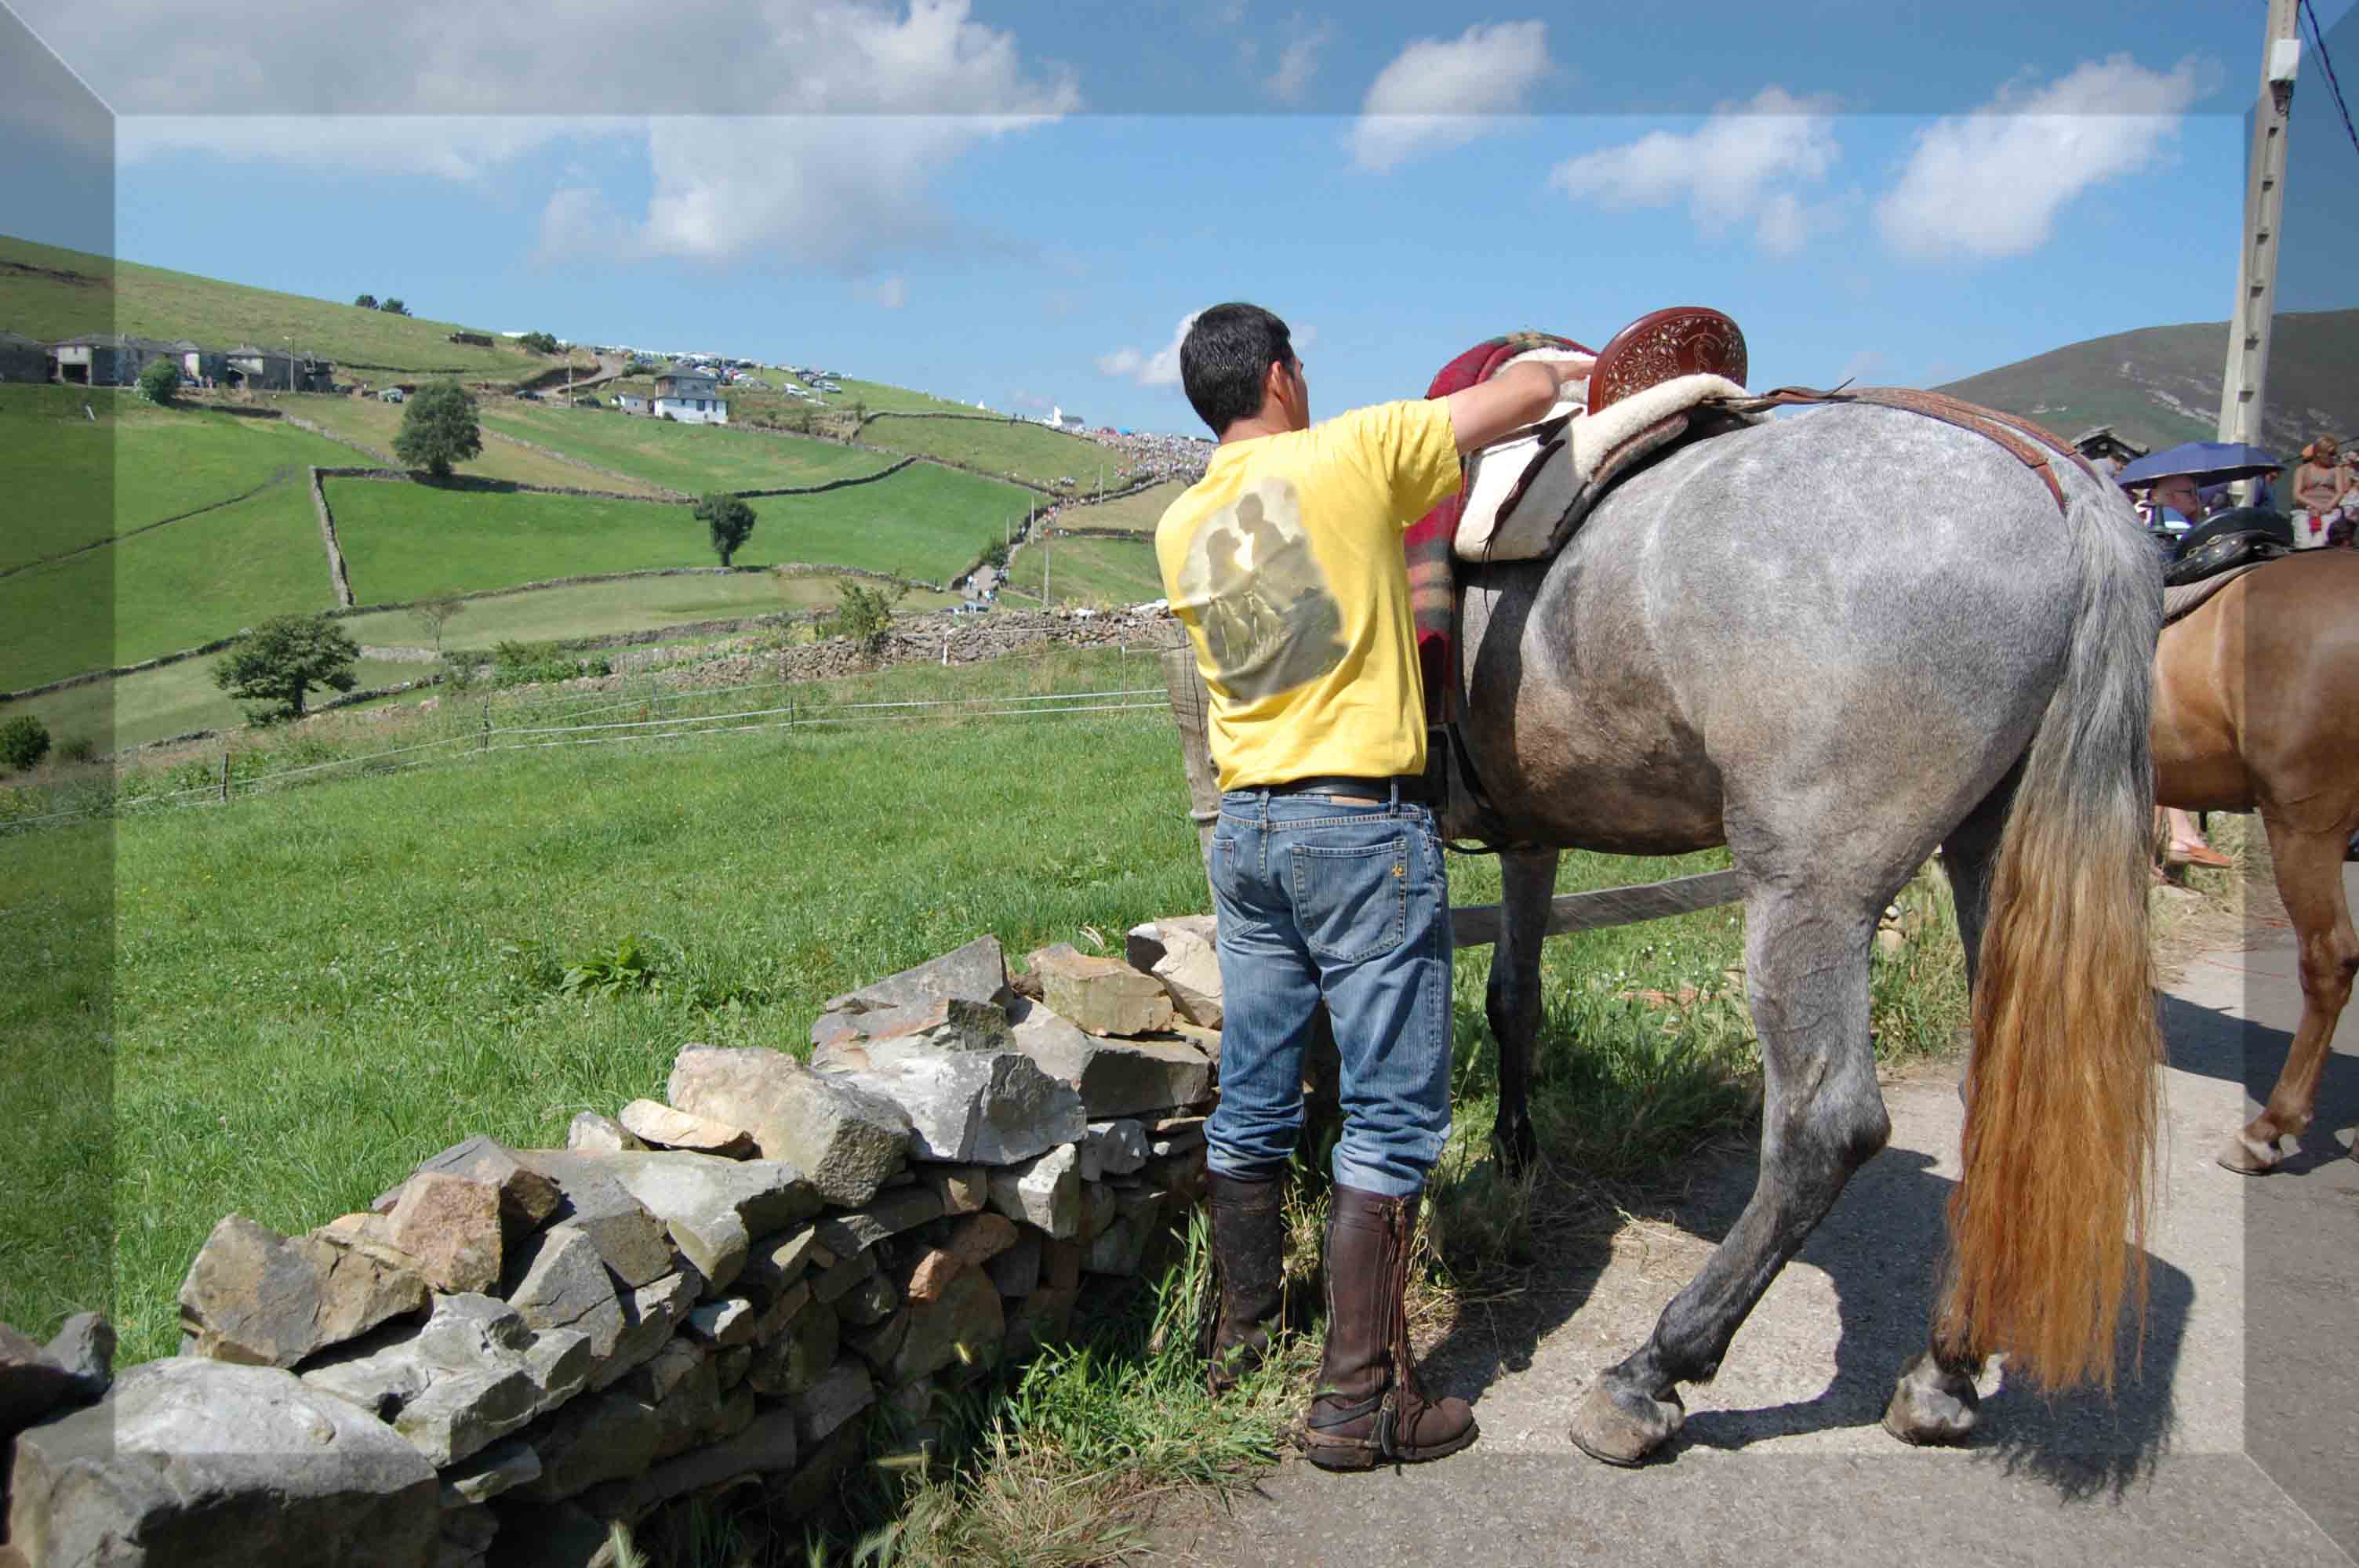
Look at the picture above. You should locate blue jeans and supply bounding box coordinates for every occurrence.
[1205,785,1454,1198]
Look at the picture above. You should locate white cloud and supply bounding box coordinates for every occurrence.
[855,274,909,309]
[1874,55,2208,260]
[1265,24,1334,105]
[1549,87,1839,255]
[1096,312,1201,387]
[31,0,1078,269]
[1347,21,1552,172]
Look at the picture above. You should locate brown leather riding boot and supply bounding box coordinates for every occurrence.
[1300,1185,1478,1470]
[1199,1171,1288,1396]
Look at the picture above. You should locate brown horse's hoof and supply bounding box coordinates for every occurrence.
[2218,1131,2284,1174]
[1882,1354,1979,1446]
[1568,1376,1682,1466]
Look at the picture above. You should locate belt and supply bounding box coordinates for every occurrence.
[1257,774,1434,806]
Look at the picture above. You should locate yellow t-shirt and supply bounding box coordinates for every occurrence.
[1154,398,1462,790]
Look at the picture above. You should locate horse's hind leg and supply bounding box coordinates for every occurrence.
[1568,884,1890,1465]
[1883,775,2017,1444]
[1487,849,1560,1177]
[2222,821,2359,1172]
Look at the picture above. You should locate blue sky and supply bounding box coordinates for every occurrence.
[7,0,2357,434]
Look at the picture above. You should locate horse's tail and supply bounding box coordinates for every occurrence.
[1938,474,2165,1393]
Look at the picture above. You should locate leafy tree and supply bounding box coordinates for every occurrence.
[980,537,1009,569]
[210,615,360,724]
[394,379,483,480]
[850,398,868,425]
[789,405,816,435]
[135,358,180,405]
[697,493,758,567]
[354,293,379,310]
[380,299,410,316]
[409,593,467,653]
[518,330,561,354]
[0,713,51,773]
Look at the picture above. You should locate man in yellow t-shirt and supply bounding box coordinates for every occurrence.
[1157,303,1579,1471]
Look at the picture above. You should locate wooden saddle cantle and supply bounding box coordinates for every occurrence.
[1586,307,1749,418]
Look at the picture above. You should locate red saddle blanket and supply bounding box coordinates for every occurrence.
[1405,331,1592,721]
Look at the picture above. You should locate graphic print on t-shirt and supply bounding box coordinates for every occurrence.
[1175,478,1347,701]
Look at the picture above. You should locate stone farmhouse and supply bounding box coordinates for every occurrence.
[15,332,333,390]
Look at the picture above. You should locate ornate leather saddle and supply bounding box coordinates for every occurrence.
[1452,307,1754,563]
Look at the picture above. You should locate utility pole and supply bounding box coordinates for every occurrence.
[2218,0,2301,502]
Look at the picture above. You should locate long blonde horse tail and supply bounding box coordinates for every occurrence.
[1938,474,2165,1393]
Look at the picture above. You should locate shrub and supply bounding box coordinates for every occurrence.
[0,714,52,772]
[489,640,612,688]
[353,293,378,310]
[380,299,410,316]
[210,615,360,724]
[980,537,1010,570]
[518,331,561,355]
[394,380,483,480]
[136,358,180,405]
[823,581,906,651]
[57,735,97,765]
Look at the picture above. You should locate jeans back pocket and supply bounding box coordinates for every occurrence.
[1291,836,1408,964]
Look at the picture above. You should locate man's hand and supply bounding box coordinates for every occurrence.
[1445,359,1584,456]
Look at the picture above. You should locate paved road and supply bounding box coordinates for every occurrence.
[1150,870,2359,1566]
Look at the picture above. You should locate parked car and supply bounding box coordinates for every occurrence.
[380,387,405,403]
[573,396,602,408]
[515,390,541,401]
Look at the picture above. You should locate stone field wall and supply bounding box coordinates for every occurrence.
[0,916,1228,1568]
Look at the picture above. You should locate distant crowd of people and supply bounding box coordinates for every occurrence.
[1084,427,1212,485]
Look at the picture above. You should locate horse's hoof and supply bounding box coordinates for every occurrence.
[1492,1119,1539,1181]
[1882,1356,1979,1446]
[1568,1376,1682,1466]
[2218,1131,2282,1174]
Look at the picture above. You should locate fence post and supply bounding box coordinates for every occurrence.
[220,749,231,804]
[481,697,490,752]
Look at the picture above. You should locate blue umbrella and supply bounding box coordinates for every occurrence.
[2114,441,2284,487]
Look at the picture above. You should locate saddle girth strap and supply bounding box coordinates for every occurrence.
[1729,385,2102,514]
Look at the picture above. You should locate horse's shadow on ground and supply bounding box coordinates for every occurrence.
[1416,1073,2201,1501]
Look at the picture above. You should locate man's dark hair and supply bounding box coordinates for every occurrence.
[1181,303,1294,437]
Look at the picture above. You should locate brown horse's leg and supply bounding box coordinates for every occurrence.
[1485,849,1559,1177]
[2221,823,2359,1173]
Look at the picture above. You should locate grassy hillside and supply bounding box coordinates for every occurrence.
[478,402,888,493]
[2,476,337,688]
[1066,480,1187,534]
[0,234,591,387]
[1935,308,2359,457]
[749,464,1034,581]
[1006,536,1167,608]
[5,655,431,756]
[249,393,675,498]
[2,385,358,570]
[854,412,1116,490]
[336,572,954,652]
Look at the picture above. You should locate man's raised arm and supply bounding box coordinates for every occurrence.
[1445,360,1585,455]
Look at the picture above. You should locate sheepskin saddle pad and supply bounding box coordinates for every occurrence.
[1452,307,1754,564]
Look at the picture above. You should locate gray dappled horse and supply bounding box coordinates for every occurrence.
[1447,402,2166,1465]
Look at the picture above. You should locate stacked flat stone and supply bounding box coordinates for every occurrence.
[4,927,1223,1568]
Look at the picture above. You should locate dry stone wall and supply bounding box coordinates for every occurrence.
[2,923,1224,1568]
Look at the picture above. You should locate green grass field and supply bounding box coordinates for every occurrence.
[0,233,592,387]
[327,481,702,602]
[1006,535,1168,608]
[2,386,362,571]
[1061,479,1186,533]
[0,655,434,756]
[856,412,1119,489]
[749,463,1035,581]
[1,474,339,690]
[246,393,674,498]
[337,572,955,652]
[478,401,887,494]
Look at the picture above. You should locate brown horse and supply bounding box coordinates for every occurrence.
[2152,549,2359,1173]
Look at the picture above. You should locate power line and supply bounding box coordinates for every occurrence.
[2303,0,2359,165]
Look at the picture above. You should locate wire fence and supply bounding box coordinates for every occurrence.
[3,678,1180,833]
